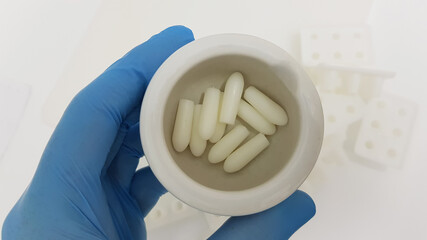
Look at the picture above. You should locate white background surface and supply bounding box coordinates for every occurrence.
[1,0,427,239]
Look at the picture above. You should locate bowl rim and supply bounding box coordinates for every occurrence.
[140,33,324,216]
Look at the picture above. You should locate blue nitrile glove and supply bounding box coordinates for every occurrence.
[2,26,315,240]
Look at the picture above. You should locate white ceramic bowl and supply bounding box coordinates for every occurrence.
[140,34,323,216]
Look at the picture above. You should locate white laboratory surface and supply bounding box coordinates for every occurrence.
[1,0,427,239]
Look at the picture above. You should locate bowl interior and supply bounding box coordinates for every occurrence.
[163,54,301,191]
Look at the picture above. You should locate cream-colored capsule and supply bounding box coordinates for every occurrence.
[172,99,194,152]
[208,125,249,164]
[190,105,206,157]
[219,72,244,124]
[244,86,288,126]
[209,119,227,143]
[224,133,269,173]
[199,88,221,140]
[209,93,226,143]
[237,100,276,135]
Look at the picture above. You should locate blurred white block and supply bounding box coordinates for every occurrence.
[142,159,226,239]
[317,63,395,78]
[203,213,229,238]
[320,92,366,136]
[318,133,348,165]
[300,134,344,194]
[0,81,31,159]
[315,63,395,100]
[145,194,198,228]
[145,193,209,239]
[136,156,149,170]
[141,158,214,239]
[300,27,373,67]
[354,95,417,167]
[317,70,342,92]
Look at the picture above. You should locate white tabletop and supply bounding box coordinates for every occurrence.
[1,0,426,239]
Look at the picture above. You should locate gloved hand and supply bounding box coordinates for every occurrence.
[2,26,315,240]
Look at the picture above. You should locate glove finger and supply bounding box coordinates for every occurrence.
[107,123,142,188]
[209,190,316,240]
[121,105,142,129]
[44,26,194,174]
[130,167,167,217]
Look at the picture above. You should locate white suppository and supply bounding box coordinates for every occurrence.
[209,93,226,143]
[172,99,194,152]
[199,88,221,140]
[244,86,288,126]
[219,72,244,125]
[190,104,207,157]
[237,99,276,135]
[208,125,249,164]
[223,133,270,173]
